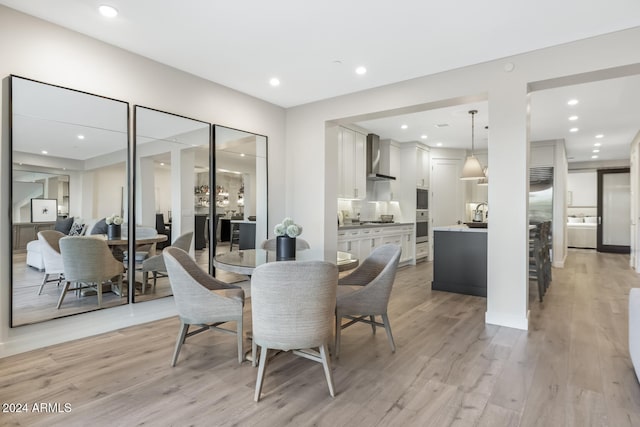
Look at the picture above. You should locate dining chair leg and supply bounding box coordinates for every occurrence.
[37,273,50,295]
[236,317,243,364]
[370,315,376,334]
[56,281,71,309]
[382,313,396,353]
[152,272,158,293]
[319,343,336,397]
[142,271,148,294]
[334,314,342,359]
[254,345,269,402]
[97,281,103,308]
[251,340,258,367]
[171,322,190,367]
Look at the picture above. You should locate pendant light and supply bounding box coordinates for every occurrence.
[460,110,486,180]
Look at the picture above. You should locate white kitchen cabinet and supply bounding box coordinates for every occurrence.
[389,143,400,200]
[416,145,430,188]
[338,127,366,199]
[338,225,413,264]
[416,242,429,260]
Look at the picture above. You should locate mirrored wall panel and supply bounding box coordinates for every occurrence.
[212,125,268,281]
[134,106,211,302]
[11,76,129,326]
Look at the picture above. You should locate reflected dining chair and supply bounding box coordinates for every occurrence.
[36,230,66,295]
[251,260,338,402]
[163,247,245,366]
[259,237,311,251]
[141,231,193,294]
[334,244,401,359]
[57,236,125,308]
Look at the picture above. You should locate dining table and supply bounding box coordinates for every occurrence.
[213,248,359,276]
[104,234,168,296]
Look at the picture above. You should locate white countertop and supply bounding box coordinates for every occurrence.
[339,222,414,230]
[433,224,488,233]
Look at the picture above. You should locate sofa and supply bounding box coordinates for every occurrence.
[630,288,640,383]
[26,217,106,270]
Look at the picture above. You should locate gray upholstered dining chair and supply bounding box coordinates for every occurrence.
[163,247,245,366]
[37,230,66,295]
[334,244,401,358]
[57,236,125,308]
[251,260,338,402]
[141,231,193,294]
[259,237,310,250]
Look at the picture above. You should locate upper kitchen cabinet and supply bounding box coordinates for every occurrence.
[416,145,430,188]
[338,126,366,199]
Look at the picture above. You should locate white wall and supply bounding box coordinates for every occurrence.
[568,171,597,207]
[0,6,286,356]
[285,27,640,332]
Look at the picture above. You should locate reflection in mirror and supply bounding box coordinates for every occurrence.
[134,106,210,303]
[213,125,268,282]
[10,76,129,326]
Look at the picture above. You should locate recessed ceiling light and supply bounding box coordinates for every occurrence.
[401,124,408,130]
[593,149,600,153]
[594,142,602,147]
[41,150,48,154]
[160,162,165,166]
[355,66,367,75]
[435,123,449,128]
[595,134,604,139]
[421,135,428,139]
[269,77,280,87]
[569,127,579,133]
[77,134,85,140]
[592,155,599,159]
[240,153,245,157]
[436,142,443,147]
[98,5,118,18]
[568,115,578,121]
[567,99,579,106]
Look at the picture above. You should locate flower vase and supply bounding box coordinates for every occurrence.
[276,236,296,261]
[107,224,121,240]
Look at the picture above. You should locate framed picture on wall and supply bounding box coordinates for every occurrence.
[31,198,57,222]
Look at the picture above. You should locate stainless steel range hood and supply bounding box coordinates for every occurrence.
[366,134,396,181]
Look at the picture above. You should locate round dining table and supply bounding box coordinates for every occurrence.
[213,249,359,276]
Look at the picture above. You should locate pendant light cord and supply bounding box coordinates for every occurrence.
[469,109,477,155]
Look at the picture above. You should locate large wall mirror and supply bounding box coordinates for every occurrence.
[10,76,129,326]
[133,106,211,302]
[212,125,268,281]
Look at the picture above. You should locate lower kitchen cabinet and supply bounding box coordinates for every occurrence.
[416,242,429,260]
[338,224,414,264]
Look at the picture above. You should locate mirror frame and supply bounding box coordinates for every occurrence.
[9,75,131,327]
[211,124,269,274]
[132,105,212,303]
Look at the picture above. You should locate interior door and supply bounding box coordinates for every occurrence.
[597,168,631,253]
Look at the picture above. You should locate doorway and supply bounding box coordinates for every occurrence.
[597,168,631,253]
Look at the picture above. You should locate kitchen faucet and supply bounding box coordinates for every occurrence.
[473,202,488,222]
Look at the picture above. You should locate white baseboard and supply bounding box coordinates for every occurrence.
[485,309,529,330]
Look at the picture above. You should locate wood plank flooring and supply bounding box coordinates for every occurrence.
[1,249,640,426]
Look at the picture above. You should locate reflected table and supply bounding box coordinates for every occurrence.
[105,235,169,295]
[213,249,359,276]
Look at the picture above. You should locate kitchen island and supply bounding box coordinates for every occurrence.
[432,224,487,297]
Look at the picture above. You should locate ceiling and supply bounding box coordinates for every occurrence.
[354,73,640,163]
[2,1,640,163]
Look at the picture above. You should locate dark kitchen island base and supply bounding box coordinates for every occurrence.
[432,227,487,297]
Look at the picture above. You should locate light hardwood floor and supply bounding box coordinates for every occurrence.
[2,249,640,426]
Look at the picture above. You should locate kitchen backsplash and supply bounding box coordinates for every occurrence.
[338,199,403,222]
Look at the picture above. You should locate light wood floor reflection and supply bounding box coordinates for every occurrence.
[2,248,640,426]
[11,242,241,326]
